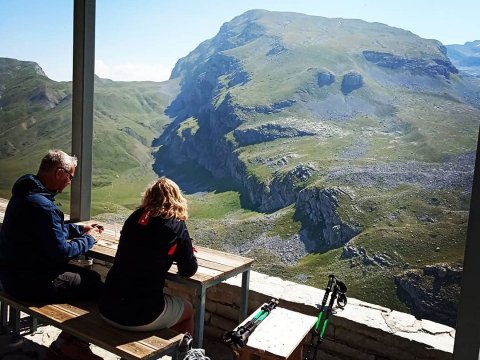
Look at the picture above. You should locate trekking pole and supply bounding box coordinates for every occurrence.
[304,275,347,360]
[223,298,279,348]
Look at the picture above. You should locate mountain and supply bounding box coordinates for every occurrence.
[1,10,479,323]
[157,9,478,221]
[153,10,480,322]
[446,40,480,76]
[0,57,178,212]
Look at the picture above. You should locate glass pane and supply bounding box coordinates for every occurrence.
[91,2,479,327]
[0,0,73,209]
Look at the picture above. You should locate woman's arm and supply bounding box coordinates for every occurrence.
[174,223,198,277]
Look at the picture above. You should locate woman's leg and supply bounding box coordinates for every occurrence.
[172,299,194,333]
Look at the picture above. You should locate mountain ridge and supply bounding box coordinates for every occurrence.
[446,40,480,76]
[152,10,479,323]
[1,10,479,323]
[0,57,178,213]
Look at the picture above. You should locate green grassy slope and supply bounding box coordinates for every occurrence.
[0,60,179,213]
[159,10,480,315]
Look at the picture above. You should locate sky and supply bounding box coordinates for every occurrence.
[0,0,478,82]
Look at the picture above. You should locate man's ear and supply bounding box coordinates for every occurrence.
[54,168,63,180]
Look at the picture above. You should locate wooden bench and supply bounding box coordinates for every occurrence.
[234,304,317,360]
[0,290,183,360]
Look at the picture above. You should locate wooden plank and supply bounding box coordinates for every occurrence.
[0,292,181,360]
[96,238,119,248]
[197,258,235,272]
[167,264,212,283]
[139,335,176,350]
[52,303,90,317]
[52,309,181,360]
[29,304,80,323]
[196,246,254,267]
[59,312,180,359]
[117,341,158,359]
[90,244,116,259]
[169,263,224,278]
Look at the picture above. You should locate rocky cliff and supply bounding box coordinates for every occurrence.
[297,187,361,248]
[363,50,458,78]
[394,264,462,327]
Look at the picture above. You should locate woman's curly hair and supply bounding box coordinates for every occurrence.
[140,177,188,220]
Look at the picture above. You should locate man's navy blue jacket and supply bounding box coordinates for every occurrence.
[0,174,96,270]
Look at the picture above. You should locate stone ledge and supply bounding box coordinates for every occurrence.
[222,270,454,358]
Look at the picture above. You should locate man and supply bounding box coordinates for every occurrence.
[0,149,103,360]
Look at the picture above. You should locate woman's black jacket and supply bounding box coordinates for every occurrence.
[99,208,198,326]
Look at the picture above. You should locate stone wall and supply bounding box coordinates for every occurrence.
[165,270,455,360]
[92,261,455,359]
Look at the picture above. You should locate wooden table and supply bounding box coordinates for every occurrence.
[87,223,254,348]
[0,198,254,348]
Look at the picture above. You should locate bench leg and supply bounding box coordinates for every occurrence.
[30,316,38,334]
[10,307,21,341]
[0,301,8,334]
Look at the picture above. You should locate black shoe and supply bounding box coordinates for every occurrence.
[177,332,193,360]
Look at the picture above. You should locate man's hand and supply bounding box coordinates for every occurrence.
[84,223,104,234]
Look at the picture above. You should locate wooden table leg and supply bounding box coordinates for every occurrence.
[240,269,251,321]
[193,286,206,348]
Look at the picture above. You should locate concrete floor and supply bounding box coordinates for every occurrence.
[0,319,237,360]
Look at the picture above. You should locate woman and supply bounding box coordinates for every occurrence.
[99,177,198,333]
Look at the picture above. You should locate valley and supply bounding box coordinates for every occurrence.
[1,10,479,326]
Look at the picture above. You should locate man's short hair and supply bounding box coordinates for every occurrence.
[38,149,78,173]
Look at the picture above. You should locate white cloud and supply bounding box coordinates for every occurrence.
[95,59,172,81]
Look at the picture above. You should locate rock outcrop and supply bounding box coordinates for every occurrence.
[296,187,361,248]
[317,71,335,87]
[363,50,458,78]
[341,245,395,268]
[233,123,315,146]
[341,72,363,94]
[394,264,462,327]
